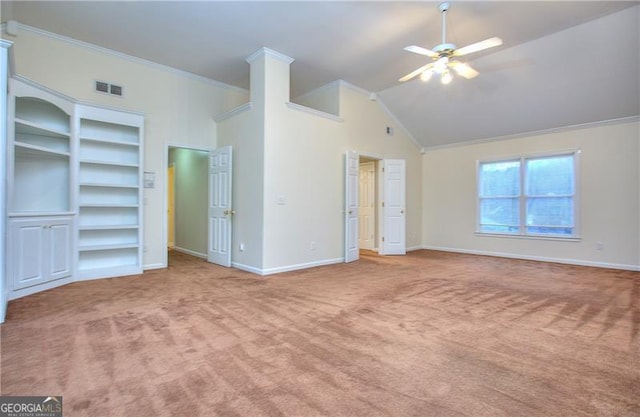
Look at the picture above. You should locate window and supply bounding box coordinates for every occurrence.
[478,152,578,238]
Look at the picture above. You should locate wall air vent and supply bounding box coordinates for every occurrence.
[95,80,124,97]
[95,81,109,93]
[109,84,123,96]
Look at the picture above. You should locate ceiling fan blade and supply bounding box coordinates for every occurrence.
[453,37,503,57]
[449,60,479,79]
[398,63,435,82]
[404,45,439,58]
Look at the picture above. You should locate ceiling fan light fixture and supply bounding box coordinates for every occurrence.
[434,56,449,73]
[441,70,453,85]
[399,2,503,84]
[420,69,433,82]
[451,61,478,79]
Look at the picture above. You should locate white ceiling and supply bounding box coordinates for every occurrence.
[2,1,638,148]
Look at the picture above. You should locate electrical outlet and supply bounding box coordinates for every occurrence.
[239,243,245,251]
[310,241,317,251]
[596,242,604,251]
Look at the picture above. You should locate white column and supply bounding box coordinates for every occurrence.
[0,39,14,323]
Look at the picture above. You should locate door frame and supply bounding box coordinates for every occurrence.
[163,143,213,268]
[358,159,377,251]
[345,151,407,259]
[167,163,175,248]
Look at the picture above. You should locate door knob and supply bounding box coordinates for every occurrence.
[401,210,404,214]
[348,210,353,214]
[224,209,236,215]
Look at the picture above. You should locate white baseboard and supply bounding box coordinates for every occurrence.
[262,257,344,275]
[8,276,74,301]
[406,245,423,252]
[231,262,264,275]
[233,257,345,276]
[172,246,207,259]
[143,263,166,271]
[421,245,640,271]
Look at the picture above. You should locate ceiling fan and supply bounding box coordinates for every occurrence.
[399,2,502,84]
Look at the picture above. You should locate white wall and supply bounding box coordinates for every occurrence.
[223,49,423,274]
[340,87,423,249]
[215,52,268,272]
[4,25,249,269]
[422,120,640,270]
[292,81,340,116]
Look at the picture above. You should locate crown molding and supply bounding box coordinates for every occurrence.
[338,80,371,98]
[293,80,341,103]
[14,22,248,94]
[423,115,640,151]
[246,47,294,65]
[214,102,253,123]
[286,101,343,122]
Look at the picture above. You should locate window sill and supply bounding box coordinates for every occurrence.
[475,232,581,242]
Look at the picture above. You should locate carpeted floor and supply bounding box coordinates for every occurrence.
[1,250,639,416]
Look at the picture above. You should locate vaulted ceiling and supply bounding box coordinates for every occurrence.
[2,1,638,148]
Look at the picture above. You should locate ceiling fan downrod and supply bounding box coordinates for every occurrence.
[435,2,456,55]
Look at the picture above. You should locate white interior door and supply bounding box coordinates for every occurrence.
[345,151,359,262]
[381,159,406,255]
[208,146,233,267]
[359,161,375,250]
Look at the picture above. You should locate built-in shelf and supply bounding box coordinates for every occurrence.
[9,211,76,218]
[79,159,139,168]
[79,182,138,189]
[79,224,138,230]
[15,141,70,157]
[79,243,138,252]
[8,88,75,298]
[11,92,71,215]
[80,136,139,147]
[76,106,143,281]
[15,118,70,138]
[79,203,139,208]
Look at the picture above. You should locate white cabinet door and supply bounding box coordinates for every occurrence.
[10,219,46,290]
[10,217,72,290]
[48,220,73,280]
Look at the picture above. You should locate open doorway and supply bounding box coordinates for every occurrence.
[358,156,379,255]
[167,146,209,259]
[345,151,406,263]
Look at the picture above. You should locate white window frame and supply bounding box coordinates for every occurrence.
[476,150,581,240]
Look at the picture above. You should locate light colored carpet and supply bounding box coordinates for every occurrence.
[2,250,639,416]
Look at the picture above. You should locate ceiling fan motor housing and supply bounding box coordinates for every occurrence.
[433,43,457,55]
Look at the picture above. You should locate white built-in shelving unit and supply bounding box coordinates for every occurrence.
[7,81,75,296]
[76,106,143,280]
[6,77,144,299]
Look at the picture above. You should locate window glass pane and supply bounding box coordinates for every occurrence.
[526,226,574,236]
[479,161,520,197]
[526,155,574,196]
[480,198,520,229]
[480,224,521,233]
[526,197,573,226]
